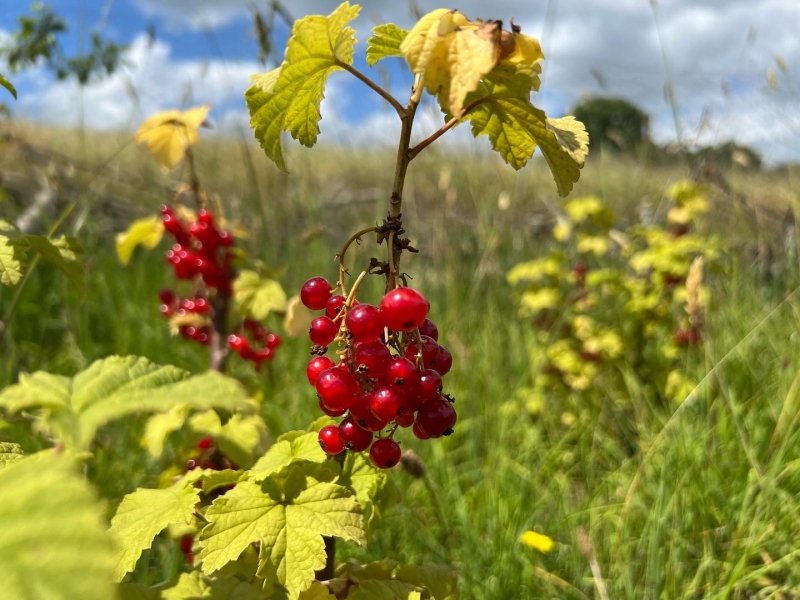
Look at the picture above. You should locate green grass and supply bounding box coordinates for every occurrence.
[2,124,800,598]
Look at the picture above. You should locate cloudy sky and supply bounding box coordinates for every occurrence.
[1,0,798,164]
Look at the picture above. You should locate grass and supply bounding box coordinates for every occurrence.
[2,122,800,598]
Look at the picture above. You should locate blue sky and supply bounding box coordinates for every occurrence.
[2,0,799,164]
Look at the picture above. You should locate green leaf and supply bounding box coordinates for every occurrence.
[198,469,245,494]
[142,404,190,458]
[0,220,27,286]
[366,24,408,66]
[200,464,365,600]
[463,71,588,197]
[116,216,165,265]
[394,565,458,600]
[298,582,336,599]
[118,582,160,600]
[0,452,114,599]
[249,430,327,482]
[108,476,201,581]
[234,270,288,320]
[246,2,360,172]
[0,441,24,467]
[0,355,250,450]
[217,413,267,469]
[162,571,268,600]
[349,580,422,600]
[23,234,85,295]
[0,73,17,99]
[338,452,400,540]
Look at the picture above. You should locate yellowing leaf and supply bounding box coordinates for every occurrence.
[199,464,365,600]
[284,294,316,337]
[401,9,498,115]
[349,580,421,600]
[520,530,554,553]
[234,270,287,320]
[135,105,211,170]
[366,23,409,66]
[0,220,26,286]
[109,477,201,581]
[501,32,544,68]
[161,570,266,600]
[246,3,360,172]
[116,216,165,265]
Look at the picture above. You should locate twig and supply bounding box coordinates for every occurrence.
[408,96,488,160]
[335,59,406,118]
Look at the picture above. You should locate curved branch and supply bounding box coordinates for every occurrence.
[408,96,489,161]
[334,59,406,118]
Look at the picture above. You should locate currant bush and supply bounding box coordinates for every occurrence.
[305,275,457,470]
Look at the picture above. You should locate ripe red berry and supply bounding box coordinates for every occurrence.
[228,335,250,354]
[159,289,176,305]
[325,294,348,319]
[309,316,338,346]
[307,356,335,385]
[198,209,214,225]
[180,534,194,555]
[369,386,405,421]
[318,397,348,417]
[318,425,345,455]
[345,303,385,343]
[197,436,214,450]
[405,335,440,369]
[418,318,439,341]
[385,356,420,390]
[431,345,452,376]
[300,277,332,310]
[349,394,389,432]
[338,417,373,452]
[380,287,430,332]
[192,297,210,313]
[416,398,457,438]
[412,420,429,440]
[369,438,401,469]
[315,368,359,410]
[265,333,281,349]
[417,369,443,401]
[353,340,391,378]
[395,411,415,427]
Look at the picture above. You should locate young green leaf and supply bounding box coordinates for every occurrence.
[246,2,360,172]
[0,442,24,467]
[200,464,365,599]
[161,571,267,600]
[338,452,400,540]
[394,565,459,600]
[0,73,17,99]
[23,234,85,296]
[348,580,422,600]
[116,215,165,265]
[234,270,288,319]
[108,477,201,581]
[0,452,114,599]
[248,430,327,482]
[299,583,337,599]
[0,220,27,286]
[366,23,408,66]
[0,356,251,450]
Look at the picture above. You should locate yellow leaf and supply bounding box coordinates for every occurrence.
[400,10,498,115]
[520,530,554,553]
[135,105,211,171]
[168,312,212,336]
[115,216,165,265]
[283,295,315,337]
[501,33,544,67]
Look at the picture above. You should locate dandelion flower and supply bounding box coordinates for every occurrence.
[520,530,554,553]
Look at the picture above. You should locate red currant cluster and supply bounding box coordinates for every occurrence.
[158,205,280,366]
[300,276,457,470]
[228,318,282,365]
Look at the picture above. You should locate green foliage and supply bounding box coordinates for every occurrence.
[249,430,328,481]
[0,355,251,450]
[365,24,408,66]
[334,560,458,599]
[0,451,114,599]
[160,572,267,600]
[109,474,202,581]
[245,2,360,172]
[0,73,17,99]
[0,441,24,466]
[234,270,288,320]
[0,220,84,293]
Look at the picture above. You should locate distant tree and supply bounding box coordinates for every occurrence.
[691,141,762,170]
[572,97,650,153]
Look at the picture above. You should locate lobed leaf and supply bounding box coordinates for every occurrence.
[246,3,360,172]
[109,477,201,581]
[0,220,27,286]
[116,216,165,265]
[0,441,24,467]
[234,270,288,320]
[248,431,327,482]
[200,464,365,600]
[338,452,400,540]
[161,571,267,600]
[0,452,114,599]
[348,580,422,600]
[135,105,211,170]
[366,23,408,66]
[24,234,85,296]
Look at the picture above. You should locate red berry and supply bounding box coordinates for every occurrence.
[318,397,348,417]
[395,411,415,427]
[228,335,250,354]
[198,209,214,225]
[412,420,429,440]
[266,333,281,349]
[301,277,332,311]
[315,368,359,410]
[385,357,420,390]
[369,438,401,469]
[159,304,173,317]
[432,345,452,376]
[417,369,443,401]
[318,425,345,455]
[400,392,425,414]
[416,398,457,438]
[159,289,176,305]
[353,340,391,378]
[380,287,430,332]
[326,294,348,319]
[418,318,438,341]
[192,297,210,313]
[349,394,389,432]
[180,534,193,555]
[307,356,335,385]
[309,316,338,346]
[369,386,405,421]
[405,335,440,369]
[339,417,374,452]
[197,436,214,450]
[345,304,385,343]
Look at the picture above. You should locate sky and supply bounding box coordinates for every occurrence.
[1,0,798,165]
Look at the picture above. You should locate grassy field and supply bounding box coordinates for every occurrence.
[2,122,800,598]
